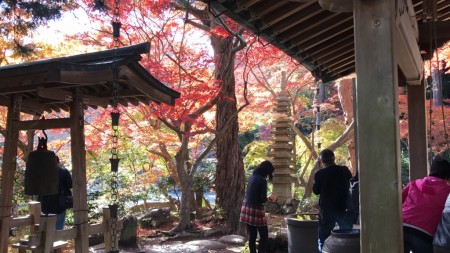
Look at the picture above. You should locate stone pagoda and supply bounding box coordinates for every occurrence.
[267,72,295,202]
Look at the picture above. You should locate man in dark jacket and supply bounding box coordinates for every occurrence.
[38,156,72,230]
[313,149,352,252]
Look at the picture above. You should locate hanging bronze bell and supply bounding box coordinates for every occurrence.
[24,149,58,196]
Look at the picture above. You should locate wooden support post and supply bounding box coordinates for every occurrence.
[28,201,41,234]
[103,207,112,252]
[407,82,428,180]
[354,0,403,252]
[38,214,57,253]
[70,88,89,252]
[352,78,358,175]
[0,95,21,253]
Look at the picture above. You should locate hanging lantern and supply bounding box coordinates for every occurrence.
[110,157,120,172]
[112,21,121,38]
[24,132,58,196]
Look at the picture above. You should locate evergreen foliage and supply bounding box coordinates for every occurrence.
[0,0,76,62]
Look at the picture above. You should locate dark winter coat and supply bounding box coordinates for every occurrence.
[313,164,352,212]
[38,167,72,214]
[244,174,268,207]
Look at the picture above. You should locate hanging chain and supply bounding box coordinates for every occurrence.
[431,13,450,157]
[314,79,322,151]
[109,0,121,252]
[428,58,434,165]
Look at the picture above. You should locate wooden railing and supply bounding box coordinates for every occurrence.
[9,201,122,253]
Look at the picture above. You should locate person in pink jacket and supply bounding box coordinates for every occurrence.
[402,155,450,253]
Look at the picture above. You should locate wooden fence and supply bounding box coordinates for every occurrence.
[8,201,121,253]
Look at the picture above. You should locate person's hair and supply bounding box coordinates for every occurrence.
[430,155,450,180]
[319,149,335,166]
[55,156,60,164]
[253,160,275,181]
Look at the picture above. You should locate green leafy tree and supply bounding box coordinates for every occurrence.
[0,0,77,64]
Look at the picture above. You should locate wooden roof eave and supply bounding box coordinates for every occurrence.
[0,42,180,111]
[126,61,181,105]
[0,58,132,95]
[207,0,450,83]
[0,42,150,73]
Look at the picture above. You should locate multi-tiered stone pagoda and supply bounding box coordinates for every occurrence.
[267,73,295,202]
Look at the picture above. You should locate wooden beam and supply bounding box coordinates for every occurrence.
[57,69,113,84]
[55,228,77,242]
[235,0,261,12]
[307,34,353,57]
[0,95,21,253]
[11,216,32,228]
[270,2,322,34]
[407,82,428,180]
[36,87,73,101]
[318,0,353,12]
[354,0,403,252]
[95,88,145,99]
[22,99,52,114]
[0,97,51,114]
[295,21,354,51]
[248,0,287,22]
[418,20,450,52]
[290,17,353,45]
[13,118,71,131]
[394,0,423,85]
[262,3,312,27]
[70,88,89,252]
[0,81,103,96]
[0,72,48,91]
[36,87,109,107]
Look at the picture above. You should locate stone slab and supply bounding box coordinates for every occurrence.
[185,240,226,250]
[141,243,208,253]
[219,235,246,246]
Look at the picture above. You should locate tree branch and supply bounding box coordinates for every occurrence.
[165,53,206,84]
[328,120,354,151]
[185,19,210,32]
[292,122,318,159]
[188,95,219,120]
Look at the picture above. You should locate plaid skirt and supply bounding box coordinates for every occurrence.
[240,203,267,226]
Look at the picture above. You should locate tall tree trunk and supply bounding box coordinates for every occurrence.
[172,151,193,232]
[195,189,203,209]
[211,34,245,233]
[175,173,193,232]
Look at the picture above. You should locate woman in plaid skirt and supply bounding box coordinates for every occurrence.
[240,160,276,253]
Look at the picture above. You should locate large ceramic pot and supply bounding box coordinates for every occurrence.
[284,216,319,253]
[322,229,360,253]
